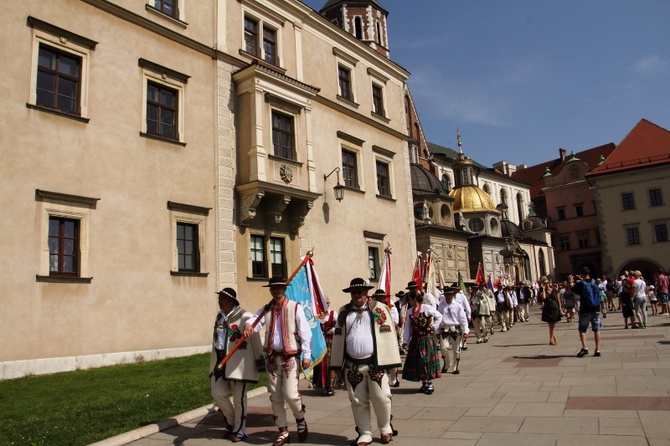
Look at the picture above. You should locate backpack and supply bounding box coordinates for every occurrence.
[581,279,601,308]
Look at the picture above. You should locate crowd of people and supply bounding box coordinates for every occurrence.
[207,267,669,445]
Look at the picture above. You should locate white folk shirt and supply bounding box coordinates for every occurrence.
[455,292,472,320]
[507,291,518,308]
[249,302,312,358]
[438,300,469,334]
[423,291,437,310]
[214,306,240,350]
[345,304,375,359]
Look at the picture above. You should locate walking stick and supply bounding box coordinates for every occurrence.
[212,251,314,374]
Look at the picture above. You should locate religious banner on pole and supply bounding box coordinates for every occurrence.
[377,245,393,307]
[285,256,327,368]
[411,252,423,292]
[475,262,485,285]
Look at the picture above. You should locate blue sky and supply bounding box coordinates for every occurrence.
[302,0,670,167]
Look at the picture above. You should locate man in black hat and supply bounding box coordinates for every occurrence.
[211,287,264,442]
[331,278,401,446]
[244,277,312,446]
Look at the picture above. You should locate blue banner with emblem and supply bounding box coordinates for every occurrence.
[285,263,327,368]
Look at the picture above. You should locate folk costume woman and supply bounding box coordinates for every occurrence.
[401,291,442,394]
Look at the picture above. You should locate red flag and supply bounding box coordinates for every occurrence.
[475,263,485,285]
[412,252,423,292]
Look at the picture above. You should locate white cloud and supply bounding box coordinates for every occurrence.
[634,55,668,75]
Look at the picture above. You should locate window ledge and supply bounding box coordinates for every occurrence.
[26,103,90,123]
[247,277,270,282]
[239,50,285,74]
[344,186,365,195]
[170,271,209,277]
[268,154,303,167]
[140,132,186,147]
[376,194,396,202]
[337,95,359,108]
[371,111,390,123]
[36,275,92,283]
[145,4,188,28]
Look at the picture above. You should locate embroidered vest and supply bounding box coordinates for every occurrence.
[264,299,300,356]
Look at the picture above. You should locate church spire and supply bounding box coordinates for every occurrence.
[319,1,390,58]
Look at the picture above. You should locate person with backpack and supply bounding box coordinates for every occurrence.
[570,267,602,357]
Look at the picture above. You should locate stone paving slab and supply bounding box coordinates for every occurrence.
[95,308,670,446]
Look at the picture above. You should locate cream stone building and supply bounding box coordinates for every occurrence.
[1,0,416,378]
[587,119,670,280]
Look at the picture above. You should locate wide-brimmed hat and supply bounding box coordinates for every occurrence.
[442,286,459,294]
[215,287,239,305]
[405,281,419,290]
[343,277,374,293]
[395,290,406,298]
[478,282,487,287]
[263,276,288,287]
[372,289,390,300]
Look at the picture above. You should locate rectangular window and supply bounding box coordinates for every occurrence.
[272,111,294,160]
[577,231,590,249]
[626,227,640,245]
[372,84,385,116]
[649,189,663,207]
[338,66,352,101]
[557,207,566,221]
[244,17,258,56]
[270,237,286,278]
[622,192,635,210]
[147,81,178,139]
[655,224,668,242]
[342,149,359,189]
[37,45,81,114]
[48,217,79,276]
[250,235,266,278]
[575,204,584,218]
[376,160,391,197]
[368,247,379,281]
[558,234,570,251]
[154,0,178,18]
[177,222,199,272]
[263,27,277,65]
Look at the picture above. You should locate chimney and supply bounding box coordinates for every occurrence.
[559,148,567,161]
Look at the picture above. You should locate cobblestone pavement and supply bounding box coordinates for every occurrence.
[93,307,670,446]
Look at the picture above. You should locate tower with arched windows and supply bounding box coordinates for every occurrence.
[319,0,390,57]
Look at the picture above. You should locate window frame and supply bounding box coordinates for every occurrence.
[153,0,179,19]
[48,216,80,277]
[556,207,566,221]
[168,201,208,276]
[654,223,669,243]
[176,221,200,273]
[249,233,287,279]
[375,159,392,198]
[371,83,385,117]
[242,12,282,67]
[36,189,96,283]
[271,110,295,160]
[625,226,641,246]
[338,64,354,102]
[621,192,635,210]
[576,230,590,249]
[28,17,96,122]
[649,188,663,207]
[368,246,380,281]
[139,58,189,145]
[558,234,571,251]
[342,147,360,189]
[574,203,584,218]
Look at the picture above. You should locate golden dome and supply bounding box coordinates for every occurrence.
[449,186,499,213]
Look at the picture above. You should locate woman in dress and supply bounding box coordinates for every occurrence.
[539,277,562,345]
[401,292,442,394]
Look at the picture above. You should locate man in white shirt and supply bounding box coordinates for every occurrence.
[438,287,469,374]
[331,278,401,446]
[244,277,312,446]
[453,284,472,350]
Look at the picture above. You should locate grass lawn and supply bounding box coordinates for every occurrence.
[0,353,267,446]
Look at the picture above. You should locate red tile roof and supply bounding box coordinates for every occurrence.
[511,143,616,199]
[588,119,670,178]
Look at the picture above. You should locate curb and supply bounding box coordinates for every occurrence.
[89,386,269,446]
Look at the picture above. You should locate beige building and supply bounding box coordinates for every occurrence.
[1,0,416,378]
[588,119,670,280]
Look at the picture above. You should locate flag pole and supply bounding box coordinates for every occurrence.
[213,250,314,373]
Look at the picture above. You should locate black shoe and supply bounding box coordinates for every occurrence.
[594,351,601,357]
[296,418,308,442]
[453,369,460,375]
[326,388,334,396]
[440,366,448,373]
[424,383,434,395]
[418,383,427,393]
[577,348,589,358]
[391,380,400,388]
